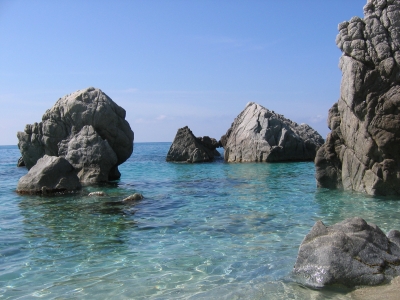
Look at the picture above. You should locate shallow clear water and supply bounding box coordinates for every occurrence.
[1,143,400,299]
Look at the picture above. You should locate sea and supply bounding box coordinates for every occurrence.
[1,143,400,299]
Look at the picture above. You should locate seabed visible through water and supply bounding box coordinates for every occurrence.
[1,143,400,299]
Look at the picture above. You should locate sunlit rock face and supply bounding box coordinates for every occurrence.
[316,0,400,195]
[16,155,81,194]
[293,217,400,288]
[221,102,324,162]
[17,87,134,182]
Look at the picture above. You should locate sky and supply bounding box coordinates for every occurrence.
[0,0,368,144]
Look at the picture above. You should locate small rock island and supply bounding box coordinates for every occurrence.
[166,126,221,163]
[16,87,134,194]
[221,102,324,162]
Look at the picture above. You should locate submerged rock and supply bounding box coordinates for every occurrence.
[88,191,107,197]
[222,102,324,162]
[17,87,134,182]
[16,155,81,194]
[316,1,400,195]
[166,126,221,163]
[293,217,400,288]
[123,193,143,202]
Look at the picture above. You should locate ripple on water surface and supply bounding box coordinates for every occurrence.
[1,144,400,299]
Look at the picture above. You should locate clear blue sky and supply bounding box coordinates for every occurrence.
[0,0,367,144]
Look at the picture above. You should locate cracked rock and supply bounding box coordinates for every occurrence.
[17,87,134,182]
[221,102,324,162]
[166,126,221,163]
[316,0,400,195]
[293,217,400,288]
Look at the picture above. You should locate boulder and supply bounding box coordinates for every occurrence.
[316,1,400,195]
[17,87,134,181]
[166,126,221,163]
[16,155,81,194]
[122,193,144,202]
[222,102,324,162]
[58,125,118,183]
[17,157,25,167]
[293,217,400,288]
[88,191,107,197]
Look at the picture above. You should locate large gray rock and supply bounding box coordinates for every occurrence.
[293,217,400,288]
[222,102,324,162]
[58,125,118,183]
[316,1,400,195]
[166,126,220,163]
[17,87,134,181]
[16,155,81,194]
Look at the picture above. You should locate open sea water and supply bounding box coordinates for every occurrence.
[1,143,400,299]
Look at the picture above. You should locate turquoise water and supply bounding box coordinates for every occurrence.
[1,143,400,299]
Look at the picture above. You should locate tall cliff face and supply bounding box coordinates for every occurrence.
[316,0,400,195]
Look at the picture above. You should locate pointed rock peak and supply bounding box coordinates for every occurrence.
[221,103,324,162]
[166,126,221,163]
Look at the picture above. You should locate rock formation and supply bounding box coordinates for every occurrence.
[316,0,400,195]
[17,87,134,182]
[166,126,221,163]
[17,157,25,167]
[293,217,400,288]
[222,102,324,162]
[58,125,118,183]
[16,155,81,194]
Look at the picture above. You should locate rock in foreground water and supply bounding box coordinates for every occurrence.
[17,87,134,182]
[293,217,400,288]
[316,1,400,195]
[222,102,324,162]
[166,126,221,163]
[17,155,81,194]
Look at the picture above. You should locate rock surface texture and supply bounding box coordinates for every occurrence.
[17,87,134,182]
[166,126,221,163]
[316,0,400,195]
[222,102,324,162]
[293,217,400,288]
[16,155,81,194]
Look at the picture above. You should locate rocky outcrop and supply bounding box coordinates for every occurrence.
[16,155,81,194]
[17,157,25,167]
[293,217,400,288]
[166,126,221,163]
[58,125,118,183]
[316,1,400,195]
[17,87,134,182]
[222,102,324,162]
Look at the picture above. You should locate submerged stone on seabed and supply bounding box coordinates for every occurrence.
[293,217,400,288]
[122,193,144,202]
